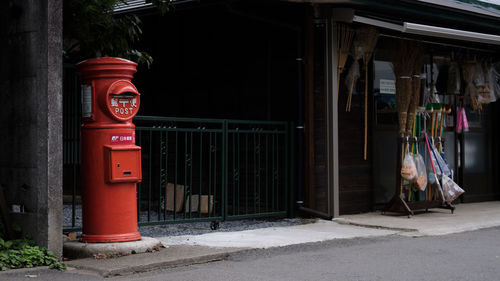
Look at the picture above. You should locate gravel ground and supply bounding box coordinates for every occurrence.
[63,204,314,237]
[63,204,82,228]
[139,218,314,237]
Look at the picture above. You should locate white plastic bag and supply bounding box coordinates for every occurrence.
[401,153,417,181]
[441,174,465,203]
[413,153,427,191]
[477,63,496,104]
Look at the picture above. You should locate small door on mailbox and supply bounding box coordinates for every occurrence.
[104,145,142,183]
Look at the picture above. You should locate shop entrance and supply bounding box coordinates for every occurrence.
[371,35,500,209]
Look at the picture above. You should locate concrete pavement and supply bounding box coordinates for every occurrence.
[336,201,500,236]
[157,220,397,248]
[4,201,500,278]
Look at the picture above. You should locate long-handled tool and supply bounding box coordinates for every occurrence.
[359,27,379,160]
[337,24,355,97]
[424,132,445,203]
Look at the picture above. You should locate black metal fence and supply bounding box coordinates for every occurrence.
[134,116,294,226]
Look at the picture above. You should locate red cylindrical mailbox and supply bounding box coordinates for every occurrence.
[77,57,142,243]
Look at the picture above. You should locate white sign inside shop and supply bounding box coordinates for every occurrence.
[380,79,396,94]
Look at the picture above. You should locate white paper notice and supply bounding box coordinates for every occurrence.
[81,85,92,118]
[380,79,395,94]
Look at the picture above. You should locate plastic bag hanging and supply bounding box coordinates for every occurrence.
[491,62,500,99]
[456,107,469,132]
[485,63,499,102]
[447,62,461,94]
[441,174,465,204]
[477,62,496,104]
[413,153,427,191]
[401,146,417,181]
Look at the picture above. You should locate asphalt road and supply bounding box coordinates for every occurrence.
[3,227,500,281]
[124,226,500,281]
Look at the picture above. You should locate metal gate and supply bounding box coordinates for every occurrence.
[63,114,294,231]
[134,116,294,226]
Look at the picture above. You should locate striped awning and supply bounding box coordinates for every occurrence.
[114,0,154,13]
[417,0,500,18]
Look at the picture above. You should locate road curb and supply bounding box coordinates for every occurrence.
[95,253,229,277]
[333,218,419,233]
[64,245,247,277]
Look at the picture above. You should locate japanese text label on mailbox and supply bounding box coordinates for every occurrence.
[109,94,139,119]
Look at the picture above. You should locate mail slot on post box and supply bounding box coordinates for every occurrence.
[77,57,142,243]
[104,145,141,183]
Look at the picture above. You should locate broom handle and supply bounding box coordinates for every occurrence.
[337,69,341,97]
[431,112,435,139]
[364,61,369,160]
[434,113,439,140]
[424,132,437,201]
[346,78,355,112]
[337,47,342,97]
[439,112,445,153]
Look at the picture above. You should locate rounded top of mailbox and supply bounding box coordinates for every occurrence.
[77,57,138,81]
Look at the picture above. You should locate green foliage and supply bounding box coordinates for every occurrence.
[0,238,66,271]
[149,0,175,14]
[63,0,154,66]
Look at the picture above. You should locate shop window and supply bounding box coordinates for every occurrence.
[373,59,397,126]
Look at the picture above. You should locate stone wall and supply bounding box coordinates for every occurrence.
[0,0,63,257]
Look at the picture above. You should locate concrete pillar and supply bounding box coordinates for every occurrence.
[0,0,63,257]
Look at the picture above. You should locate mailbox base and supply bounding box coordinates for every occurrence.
[81,231,141,243]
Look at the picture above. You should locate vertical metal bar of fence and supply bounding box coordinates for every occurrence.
[148,131,152,222]
[209,133,213,217]
[245,133,249,215]
[272,131,276,211]
[284,124,289,214]
[253,131,257,214]
[184,132,189,219]
[232,130,236,216]
[257,131,261,214]
[214,133,218,218]
[278,129,282,211]
[158,131,163,221]
[137,132,142,222]
[199,131,203,218]
[288,122,295,218]
[222,120,228,221]
[236,129,240,215]
[164,130,169,220]
[174,131,178,221]
[265,134,269,213]
[190,132,194,218]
